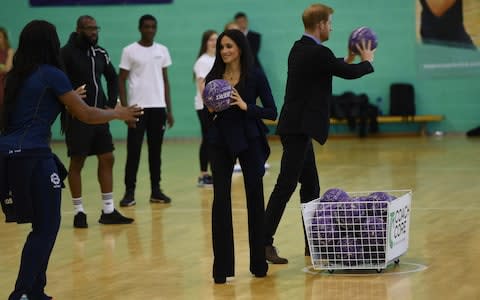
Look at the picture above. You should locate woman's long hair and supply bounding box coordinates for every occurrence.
[193,29,217,81]
[0,20,63,133]
[205,29,253,93]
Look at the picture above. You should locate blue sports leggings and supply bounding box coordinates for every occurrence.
[9,157,61,300]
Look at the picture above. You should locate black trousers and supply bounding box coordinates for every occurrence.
[210,137,268,278]
[264,134,320,246]
[196,108,212,173]
[124,108,166,194]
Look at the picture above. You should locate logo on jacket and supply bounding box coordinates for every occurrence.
[51,173,61,188]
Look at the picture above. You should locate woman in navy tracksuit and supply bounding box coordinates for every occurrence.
[204,29,277,284]
[0,20,141,300]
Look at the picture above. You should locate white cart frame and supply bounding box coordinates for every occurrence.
[301,190,412,272]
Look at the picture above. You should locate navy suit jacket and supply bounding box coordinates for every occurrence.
[247,30,262,70]
[207,68,277,158]
[276,35,374,144]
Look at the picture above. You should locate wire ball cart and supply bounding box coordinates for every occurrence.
[301,189,412,273]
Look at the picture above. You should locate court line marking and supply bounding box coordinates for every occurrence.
[301,262,428,276]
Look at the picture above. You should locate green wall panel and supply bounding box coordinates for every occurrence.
[1,0,479,139]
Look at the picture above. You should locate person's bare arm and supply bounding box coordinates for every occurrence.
[4,48,13,72]
[0,48,14,73]
[196,77,206,97]
[118,68,138,128]
[163,68,174,128]
[59,90,142,124]
[118,68,130,107]
[425,0,457,17]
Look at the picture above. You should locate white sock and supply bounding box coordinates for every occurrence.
[102,192,114,214]
[73,197,84,214]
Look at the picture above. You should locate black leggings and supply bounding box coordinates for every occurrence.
[197,108,212,173]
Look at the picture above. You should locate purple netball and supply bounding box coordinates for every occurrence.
[366,192,395,218]
[334,238,364,266]
[320,188,351,203]
[203,79,233,112]
[349,26,378,54]
[360,216,386,246]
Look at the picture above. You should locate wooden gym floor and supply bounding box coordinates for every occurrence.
[1,135,479,299]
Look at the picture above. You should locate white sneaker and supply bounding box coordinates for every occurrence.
[233,163,242,173]
[264,162,270,170]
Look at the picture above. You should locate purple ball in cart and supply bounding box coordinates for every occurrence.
[361,216,386,264]
[320,188,351,202]
[334,201,365,230]
[348,26,378,54]
[310,209,339,242]
[203,79,233,112]
[334,237,364,266]
[366,191,395,218]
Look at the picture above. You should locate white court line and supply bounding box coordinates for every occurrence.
[302,262,428,276]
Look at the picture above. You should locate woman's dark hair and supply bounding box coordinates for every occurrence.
[193,30,217,81]
[0,20,63,133]
[205,29,253,92]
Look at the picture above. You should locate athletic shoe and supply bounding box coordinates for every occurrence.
[73,211,88,228]
[98,209,134,224]
[264,162,270,170]
[197,174,213,187]
[119,192,136,207]
[150,190,171,204]
[265,245,288,264]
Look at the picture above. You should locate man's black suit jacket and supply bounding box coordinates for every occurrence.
[276,35,374,145]
[247,30,262,69]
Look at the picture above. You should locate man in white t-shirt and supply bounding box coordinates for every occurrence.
[118,14,174,207]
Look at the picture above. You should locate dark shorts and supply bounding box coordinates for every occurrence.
[65,118,114,157]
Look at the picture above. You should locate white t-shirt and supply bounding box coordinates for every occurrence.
[193,53,215,110]
[119,42,172,108]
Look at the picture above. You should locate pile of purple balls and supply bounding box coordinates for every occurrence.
[307,188,396,267]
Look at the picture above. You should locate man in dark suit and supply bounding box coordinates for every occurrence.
[264,3,375,264]
[234,12,263,71]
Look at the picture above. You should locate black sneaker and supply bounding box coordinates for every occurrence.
[197,175,213,187]
[73,211,88,228]
[203,175,213,186]
[98,209,134,224]
[150,190,171,204]
[119,192,136,207]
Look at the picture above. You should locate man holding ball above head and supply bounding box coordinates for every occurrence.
[264,3,376,264]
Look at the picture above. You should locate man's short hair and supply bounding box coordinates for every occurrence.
[76,15,95,28]
[234,12,247,20]
[139,14,157,28]
[302,4,334,30]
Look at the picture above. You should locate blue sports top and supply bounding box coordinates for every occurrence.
[0,65,72,152]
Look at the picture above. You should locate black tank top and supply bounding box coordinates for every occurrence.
[420,0,475,48]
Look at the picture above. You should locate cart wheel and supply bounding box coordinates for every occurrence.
[328,270,334,274]
[394,259,400,264]
[376,269,383,273]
